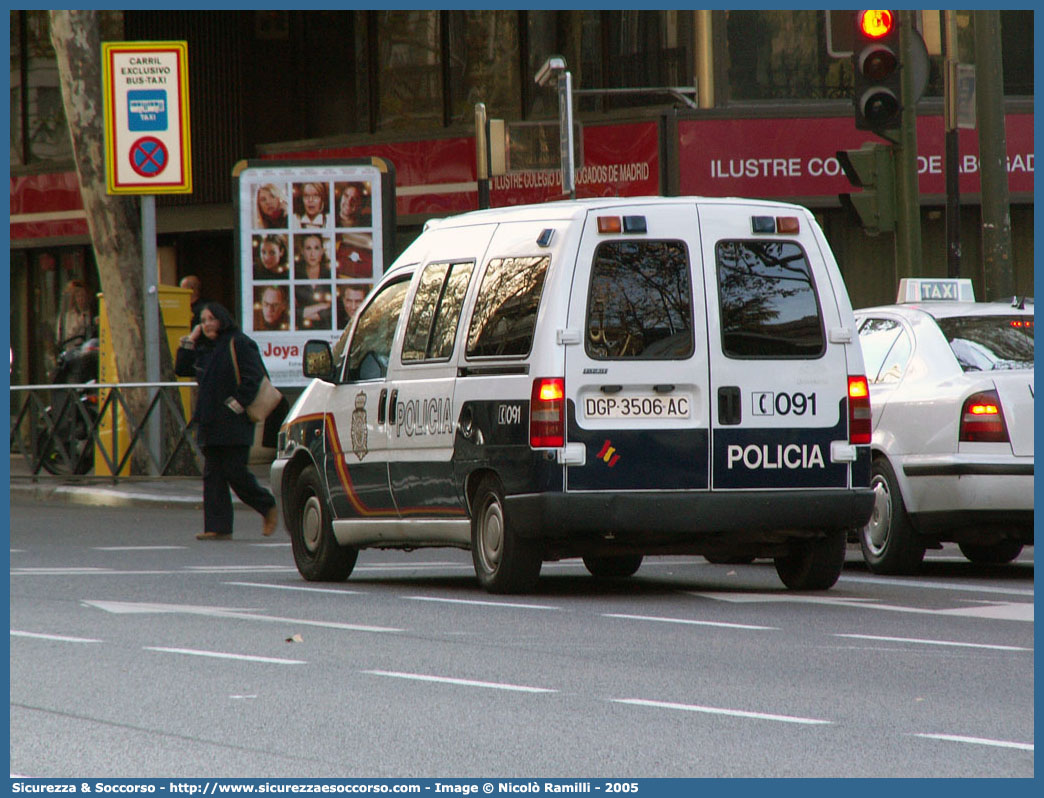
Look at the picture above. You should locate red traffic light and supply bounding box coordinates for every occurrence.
[858,10,895,39]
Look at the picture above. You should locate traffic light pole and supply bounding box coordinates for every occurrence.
[893,10,922,282]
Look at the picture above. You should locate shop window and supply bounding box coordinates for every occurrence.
[377,10,443,132]
[447,11,520,126]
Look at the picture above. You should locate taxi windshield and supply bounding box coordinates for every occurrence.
[936,315,1034,371]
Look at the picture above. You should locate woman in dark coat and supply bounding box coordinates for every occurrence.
[175,302,278,540]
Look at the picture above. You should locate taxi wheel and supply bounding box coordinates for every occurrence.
[583,554,643,578]
[958,540,1024,564]
[774,529,846,590]
[860,458,925,575]
[289,464,357,582]
[471,476,541,594]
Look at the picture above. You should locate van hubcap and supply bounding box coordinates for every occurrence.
[301,494,323,553]
[479,498,504,572]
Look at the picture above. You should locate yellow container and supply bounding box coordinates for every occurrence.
[95,286,194,475]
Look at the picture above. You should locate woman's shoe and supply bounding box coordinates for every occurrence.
[262,507,279,537]
[196,531,232,541]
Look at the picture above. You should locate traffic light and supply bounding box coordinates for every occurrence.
[851,10,902,133]
[837,142,896,235]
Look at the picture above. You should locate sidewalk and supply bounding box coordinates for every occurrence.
[8,454,273,510]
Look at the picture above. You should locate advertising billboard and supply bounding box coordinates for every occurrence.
[233,158,396,386]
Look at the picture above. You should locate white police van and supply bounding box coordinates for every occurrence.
[272,197,874,593]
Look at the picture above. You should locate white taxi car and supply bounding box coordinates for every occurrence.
[853,278,1033,573]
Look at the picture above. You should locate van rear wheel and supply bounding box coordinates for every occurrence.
[958,540,1023,564]
[583,554,643,578]
[774,529,846,590]
[289,464,357,581]
[471,476,541,594]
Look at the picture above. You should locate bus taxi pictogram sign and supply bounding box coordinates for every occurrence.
[102,41,192,194]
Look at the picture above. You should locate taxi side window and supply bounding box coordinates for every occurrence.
[402,260,475,362]
[858,317,911,383]
[344,277,411,382]
[716,240,825,358]
[466,255,550,358]
[586,240,694,360]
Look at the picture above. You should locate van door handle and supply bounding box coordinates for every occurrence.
[653,384,675,394]
[600,385,622,394]
[388,389,398,424]
[718,386,741,425]
[378,389,388,425]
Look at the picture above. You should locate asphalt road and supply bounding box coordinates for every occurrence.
[9,497,1034,779]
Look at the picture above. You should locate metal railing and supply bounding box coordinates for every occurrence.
[9,381,204,481]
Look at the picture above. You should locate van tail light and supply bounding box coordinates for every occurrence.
[530,377,565,448]
[960,390,1009,443]
[848,375,872,445]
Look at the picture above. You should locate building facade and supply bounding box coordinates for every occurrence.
[9,10,1034,386]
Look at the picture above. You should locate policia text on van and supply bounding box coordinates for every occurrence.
[272,197,875,593]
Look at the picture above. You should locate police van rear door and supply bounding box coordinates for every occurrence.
[564,201,711,491]
[698,202,852,491]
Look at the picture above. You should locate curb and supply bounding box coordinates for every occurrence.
[10,480,207,510]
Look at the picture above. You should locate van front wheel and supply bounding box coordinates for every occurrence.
[471,476,541,594]
[774,529,846,590]
[289,464,357,582]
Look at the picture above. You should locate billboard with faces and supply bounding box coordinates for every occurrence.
[234,158,396,386]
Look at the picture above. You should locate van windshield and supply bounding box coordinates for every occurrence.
[936,315,1034,371]
[586,240,694,360]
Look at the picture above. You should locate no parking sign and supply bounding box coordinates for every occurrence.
[102,41,192,194]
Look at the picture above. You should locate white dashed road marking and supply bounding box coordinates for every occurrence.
[144,646,306,665]
[362,669,557,694]
[835,633,1031,652]
[11,630,101,644]
[914,733,1033,752]
[613,698,832,725]
[604,612,777,631]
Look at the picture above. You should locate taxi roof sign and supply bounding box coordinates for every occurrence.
[897,278,975,303]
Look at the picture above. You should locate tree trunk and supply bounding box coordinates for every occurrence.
[49,10,198,476]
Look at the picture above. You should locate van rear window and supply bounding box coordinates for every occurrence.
[466,256,550,358]
[716,240,825,358]
[586,240,693,360]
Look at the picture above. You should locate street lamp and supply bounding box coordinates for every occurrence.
[535,55,575,198]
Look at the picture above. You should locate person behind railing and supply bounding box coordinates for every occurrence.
[175,302,278,541]
[56,280,95,354]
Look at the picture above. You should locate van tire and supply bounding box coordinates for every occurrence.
[958,540,1023,564]
[289,464,358,582]
[773,529,846,590]
[859,458,925,574]
[471,476,541,594]
[583,554,643,578]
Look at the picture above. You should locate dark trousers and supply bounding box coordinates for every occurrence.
[202,445,275,536]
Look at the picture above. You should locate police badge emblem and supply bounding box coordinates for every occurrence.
[351,391,368,460]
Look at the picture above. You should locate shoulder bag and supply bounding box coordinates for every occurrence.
[229,338,283,423]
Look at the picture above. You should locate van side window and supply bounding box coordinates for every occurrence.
[466,255,550,358]
[586,240,694,360]
[345,277,411,381]
[402,261,475,362]
[716,240,825,358]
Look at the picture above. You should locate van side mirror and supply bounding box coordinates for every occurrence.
[303,340,335,381]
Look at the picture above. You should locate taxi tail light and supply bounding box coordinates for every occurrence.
[530,377,565,448]
[848,375,872,445]
[960,390,1009,443]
